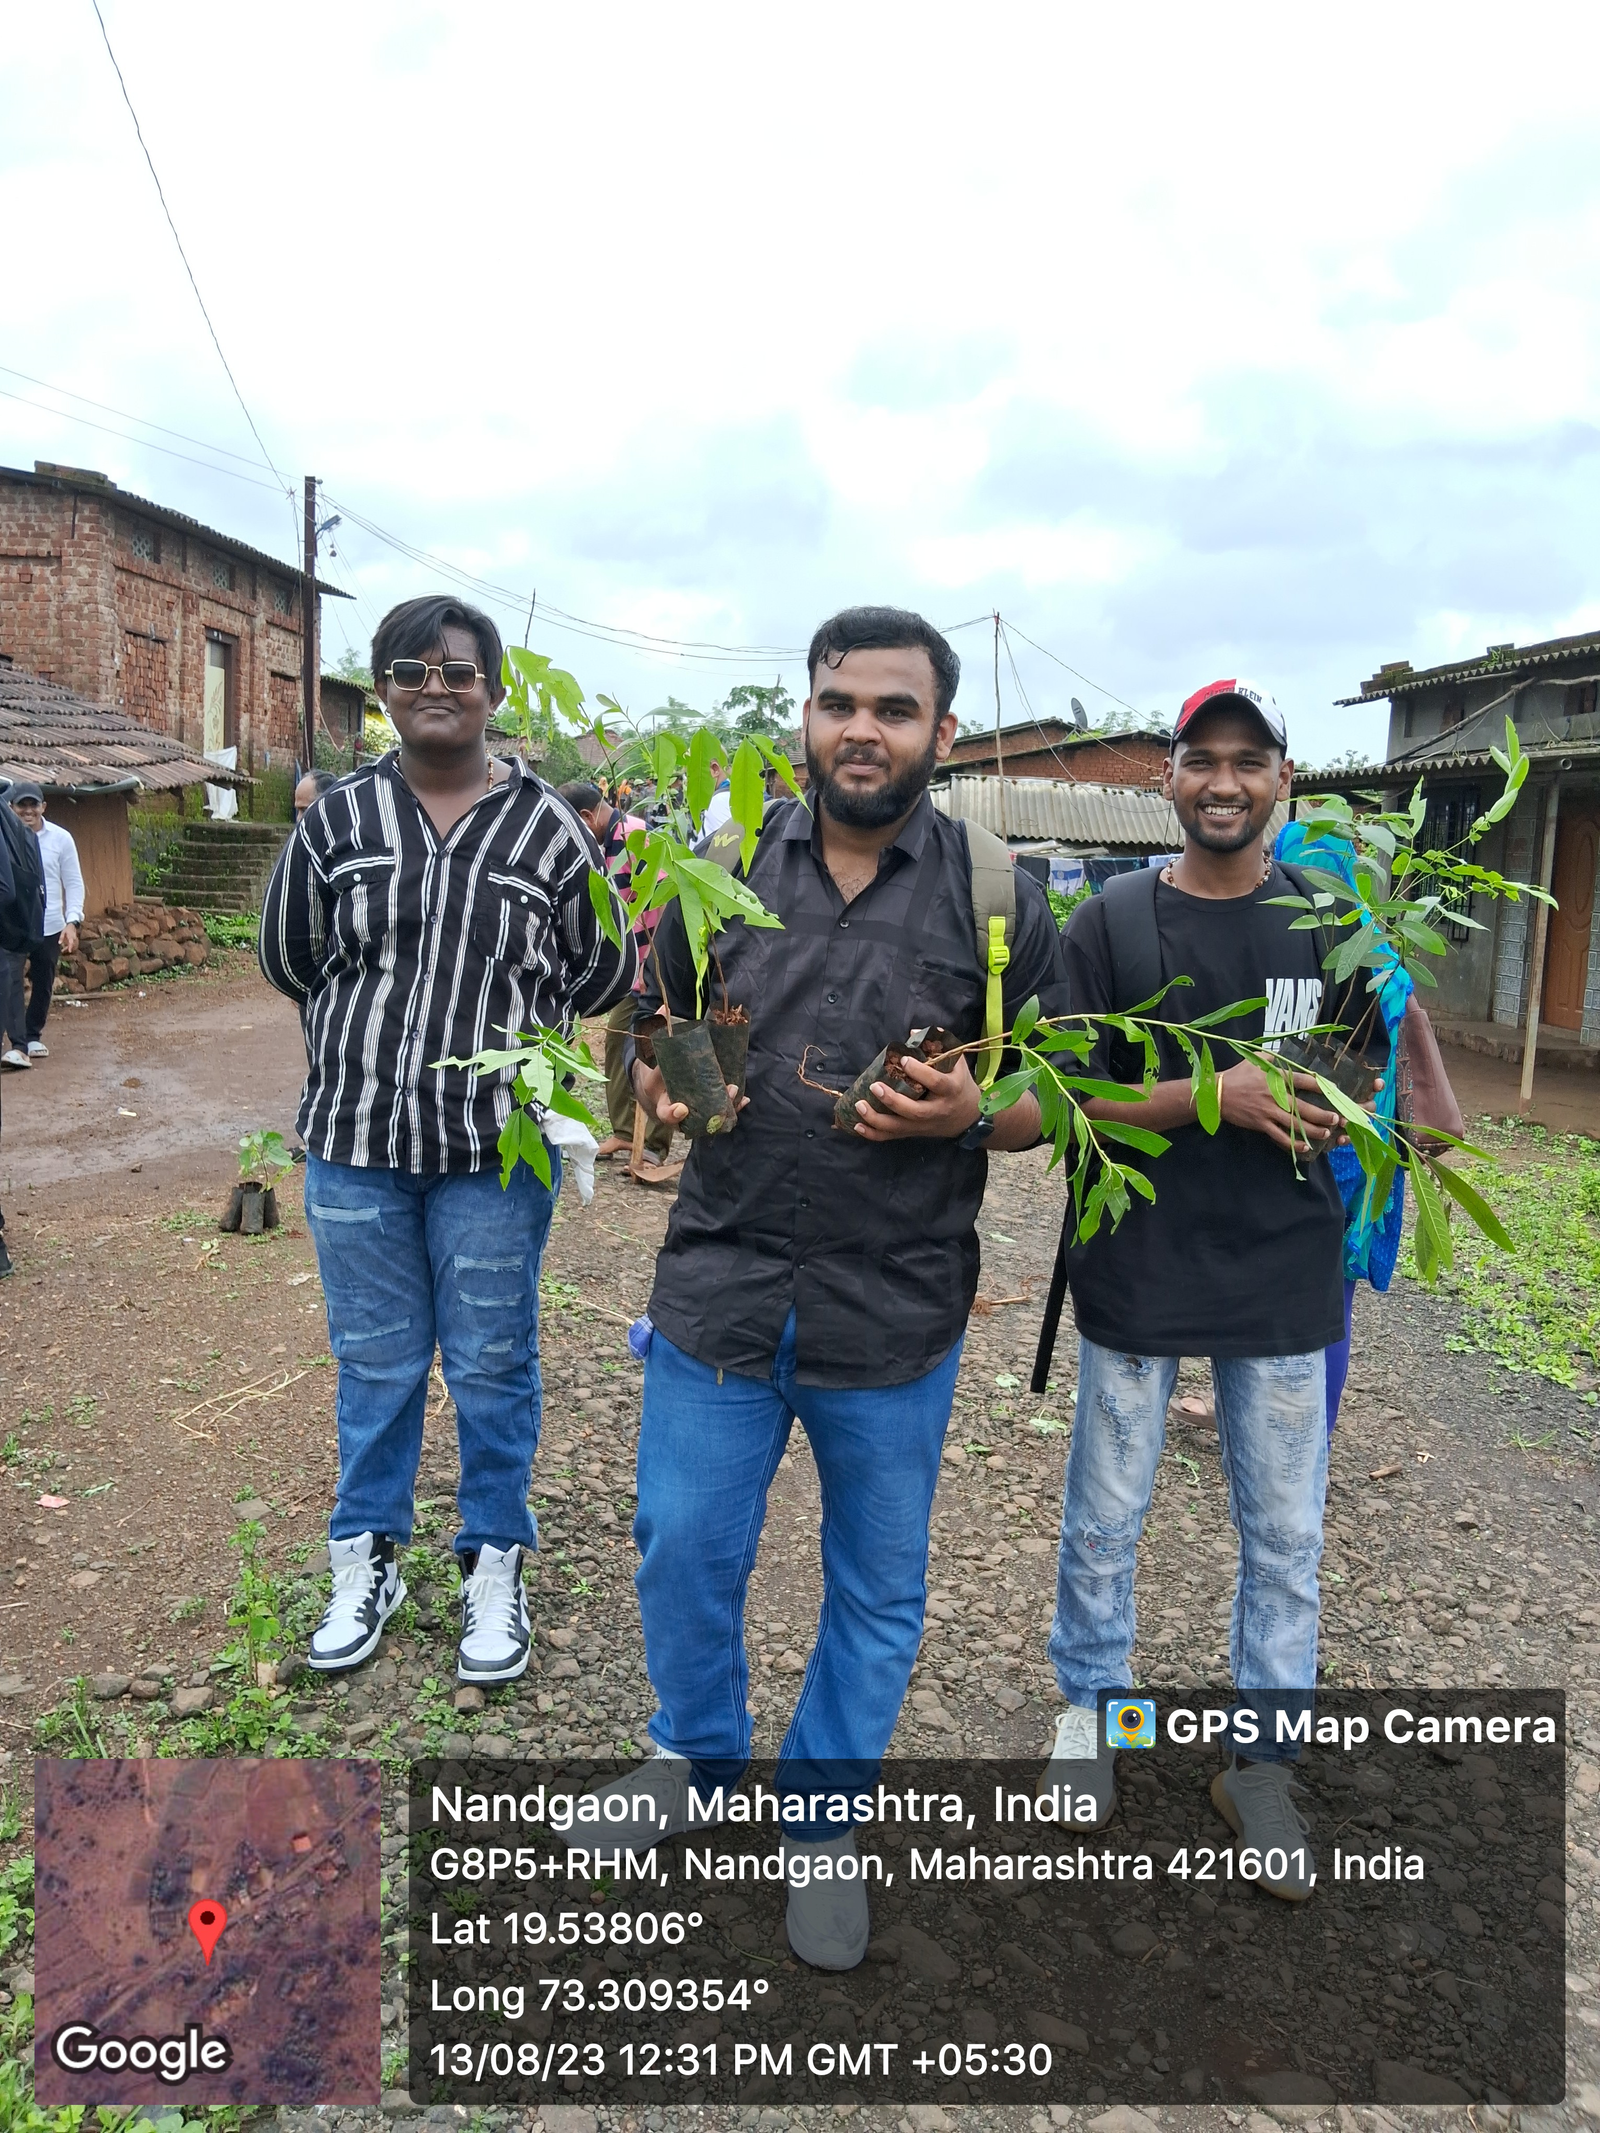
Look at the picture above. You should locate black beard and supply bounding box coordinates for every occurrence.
[1178,797,1267,853]
[805,729,941,829]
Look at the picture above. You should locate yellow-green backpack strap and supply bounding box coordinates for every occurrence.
[963,820,1015,1089]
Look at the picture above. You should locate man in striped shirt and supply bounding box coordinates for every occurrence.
[260,595,636,1685]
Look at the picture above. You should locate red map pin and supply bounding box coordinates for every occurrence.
[187,1899,229,1965]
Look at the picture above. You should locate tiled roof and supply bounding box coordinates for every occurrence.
[0,663,249,792]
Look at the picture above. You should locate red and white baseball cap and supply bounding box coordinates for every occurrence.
[1172,678,1287,751]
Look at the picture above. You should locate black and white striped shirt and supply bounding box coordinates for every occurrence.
[259,752,636,1172]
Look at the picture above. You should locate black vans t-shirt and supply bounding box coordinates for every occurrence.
[1061,866,1346,1359]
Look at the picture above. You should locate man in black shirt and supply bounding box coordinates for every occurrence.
[261,596,634,1691]
[603,607,1066,1970]
[1044,680,1344,1902]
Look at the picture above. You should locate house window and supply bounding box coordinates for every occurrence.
[272,579,294,615]
[1419,786,1481,943]
[210,553,234,592]
[1402,705,1414,739]
[121,516,160,563]
[1439,696,1465,730]
[1570,680,1598,722]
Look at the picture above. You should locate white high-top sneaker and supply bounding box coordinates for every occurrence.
[456,1543,532,1683]
[307,1533,405,1671]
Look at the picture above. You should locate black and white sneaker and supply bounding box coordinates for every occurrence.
[307,1532,406,1672]
[457,1544,531,1683]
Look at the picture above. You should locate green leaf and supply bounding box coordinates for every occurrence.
[980,1069,1038,1113]
[1409,1157,1453,1282]
[729,739,767,869]
[1195,1040,1221,1133]
[1428,1160,1513,1252]
[587,863,623,947]
[1012,994,1040,1048]
[686,725,719,826]
[1188,995,1266,1030]
[1092,1120,1172,1156]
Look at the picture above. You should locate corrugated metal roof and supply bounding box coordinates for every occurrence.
[932,776,1180,849]
[932,775,1291,852]
[1338,627,1600,704]
[0,665,250,792]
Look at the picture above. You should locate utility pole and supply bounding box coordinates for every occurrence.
[301,475,319,774]
[992,610,1008,842]
[1519,772,1564,1111]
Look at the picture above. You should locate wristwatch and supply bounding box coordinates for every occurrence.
[959,1114,997,1151]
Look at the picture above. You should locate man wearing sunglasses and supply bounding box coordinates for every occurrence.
[261,595,636,1687]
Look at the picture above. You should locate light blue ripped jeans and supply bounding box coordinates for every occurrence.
[1048,1338,1326,1762]
[303,1152,559,1558]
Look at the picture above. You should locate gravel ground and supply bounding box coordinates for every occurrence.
[5,1052,1599,2133]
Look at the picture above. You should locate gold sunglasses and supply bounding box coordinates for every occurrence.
[384,659,484,692]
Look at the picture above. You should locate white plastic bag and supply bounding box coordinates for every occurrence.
[541,1111,598,1204]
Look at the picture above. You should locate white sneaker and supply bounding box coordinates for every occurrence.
[1038,1697,1117,1827]
[784,1831,869,1970]
[456,1543,531,1682]
[583,1748,725,1860]
[1,1049,30,1070]
[25,1040,47,1058]
[308,1532,406,1671]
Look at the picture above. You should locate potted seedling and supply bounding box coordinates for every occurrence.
[499,652,798,1138]
[443,649,796,1168]
[222,1129,293,1235]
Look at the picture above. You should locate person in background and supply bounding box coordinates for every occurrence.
[1273,817,1410,1434]
[558,778,680,1184]
[294,767,337,820]
[261,595,636,1686]
[2,783,83,1065]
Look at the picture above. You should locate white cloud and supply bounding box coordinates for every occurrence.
[1,1,1598,752]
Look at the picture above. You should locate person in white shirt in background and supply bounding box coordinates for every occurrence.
[1,784,84,1067]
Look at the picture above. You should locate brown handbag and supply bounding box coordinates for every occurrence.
[1395,994,1464,1152]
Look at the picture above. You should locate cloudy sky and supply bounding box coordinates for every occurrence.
[5,3,1599,762]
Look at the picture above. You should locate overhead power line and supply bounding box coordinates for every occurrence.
[87,0,297,546]
[0,384,290,497]
[1001,617,1143,717]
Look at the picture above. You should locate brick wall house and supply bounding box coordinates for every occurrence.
[0,461,347,775]
[943,717,1169,790]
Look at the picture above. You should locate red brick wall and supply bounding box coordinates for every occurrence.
[945,728,1168,790]
[0,474,312,774]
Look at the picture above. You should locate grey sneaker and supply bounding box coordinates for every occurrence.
[1210,1756,1316,1901]
[583,1749,725,1860]
[1037,1698,1116,1829]
[784,1831,869,1970]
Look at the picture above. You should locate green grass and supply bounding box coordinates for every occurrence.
[1408,1119,1600,1390]
[201,913,260,950]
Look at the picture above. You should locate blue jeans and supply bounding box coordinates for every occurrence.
[633,1311,962,1835]
[304,1151,560,1557]
[1049,1337,1326,1763]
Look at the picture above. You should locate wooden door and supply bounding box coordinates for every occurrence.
[1544,803,1600,1030]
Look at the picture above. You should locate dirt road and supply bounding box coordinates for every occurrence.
[2,967,1599,2130]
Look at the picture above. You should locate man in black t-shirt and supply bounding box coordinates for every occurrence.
[1042,680,1345,1902]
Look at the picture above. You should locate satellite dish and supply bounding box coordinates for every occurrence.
[1070,697,1088,732]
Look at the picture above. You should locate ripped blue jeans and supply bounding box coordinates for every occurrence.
[1048,1338,1326,1762]
[304,1152,560,1558]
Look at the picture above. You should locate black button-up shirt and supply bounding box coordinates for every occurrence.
[260,753,635,1173]
[636,793,1068,1388]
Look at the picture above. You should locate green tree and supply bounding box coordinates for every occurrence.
[717,678,797,740]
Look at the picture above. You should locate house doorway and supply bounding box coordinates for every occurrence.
[203,635,236,754]
[1543,802,1600,1030]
